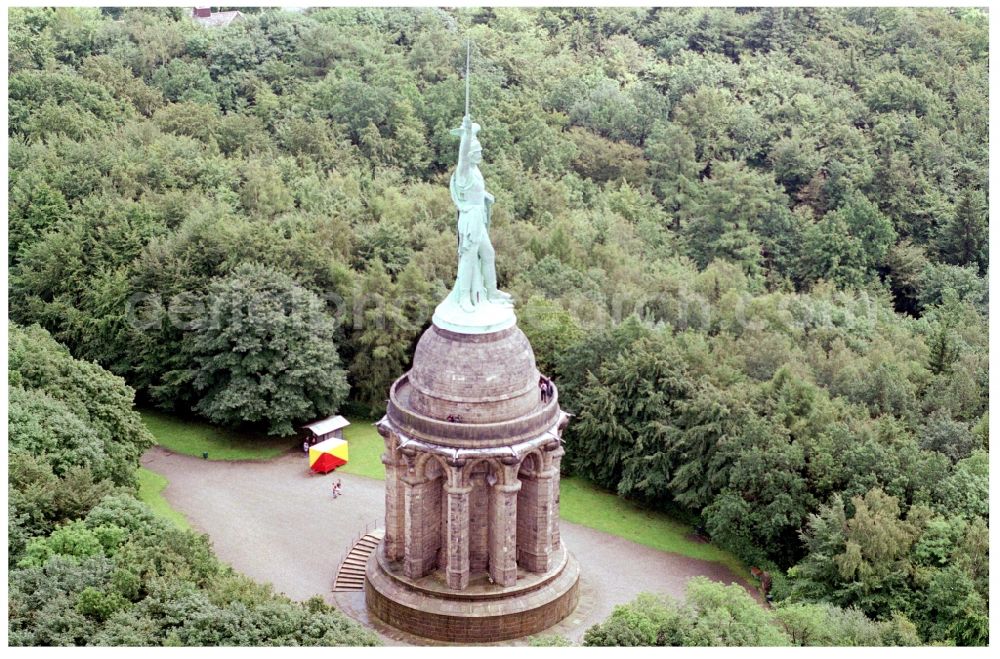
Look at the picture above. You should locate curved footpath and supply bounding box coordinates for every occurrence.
[141,446,754,645]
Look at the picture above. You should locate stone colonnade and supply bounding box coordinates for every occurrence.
[378,428,564,590]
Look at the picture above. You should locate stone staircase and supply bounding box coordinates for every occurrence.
[333,528,384,592]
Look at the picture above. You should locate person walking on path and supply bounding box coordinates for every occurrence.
[332,479,342,499]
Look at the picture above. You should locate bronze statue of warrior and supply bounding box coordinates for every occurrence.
[447,42,512,313]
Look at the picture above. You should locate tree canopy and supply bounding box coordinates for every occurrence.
[7,6,988,646]
[7,324,379,647]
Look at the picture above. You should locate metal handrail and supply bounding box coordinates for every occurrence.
[336,518,382,576]
[387,374,561,447]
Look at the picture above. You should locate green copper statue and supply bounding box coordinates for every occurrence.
[446,43,513,313]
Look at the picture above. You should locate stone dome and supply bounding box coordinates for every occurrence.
[386,323,561,448]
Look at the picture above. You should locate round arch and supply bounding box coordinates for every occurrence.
[414,452,450,482]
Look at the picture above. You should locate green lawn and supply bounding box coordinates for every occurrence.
[559,476,746,576]
[338,419,386,479]
[137,467,191,530]
[140,411,745,576]
[141,410,292,460]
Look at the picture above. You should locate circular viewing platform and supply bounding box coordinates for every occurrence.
[387,373,561,448]
[384,320,562,448]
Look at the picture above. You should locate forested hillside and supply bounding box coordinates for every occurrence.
[7,325,379,645]
[7,6,988,645]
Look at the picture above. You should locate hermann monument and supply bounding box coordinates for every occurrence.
[364,44,580,643]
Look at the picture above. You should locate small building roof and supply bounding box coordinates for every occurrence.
[192,9,244,28]
[304,415,350,436]
[310,436,348,453]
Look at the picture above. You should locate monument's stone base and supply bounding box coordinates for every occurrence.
[365,542,580,643]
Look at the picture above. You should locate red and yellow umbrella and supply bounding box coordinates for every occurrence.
[309,437,349,474]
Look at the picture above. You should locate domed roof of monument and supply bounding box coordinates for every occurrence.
[386,322,561,448]
[409,324,538,423]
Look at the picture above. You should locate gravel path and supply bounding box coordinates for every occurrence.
[142,446,755,644]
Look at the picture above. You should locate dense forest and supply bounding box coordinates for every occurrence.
[7,324,379,645]
[7,6,988,646]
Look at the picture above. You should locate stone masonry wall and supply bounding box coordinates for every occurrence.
[420,477,443,572]
[515,474,544,572]
[469,472,489,572]
[365,550,581,644]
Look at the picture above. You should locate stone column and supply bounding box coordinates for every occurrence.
[468,471,490,572]
[444,482,472,590]
[517,468,555,573]
[548,445,565,551]
[381,452,404,561]
[402,473,431,579]
[488,472,521,587]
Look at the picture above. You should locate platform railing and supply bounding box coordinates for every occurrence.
[387,374,561,447]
